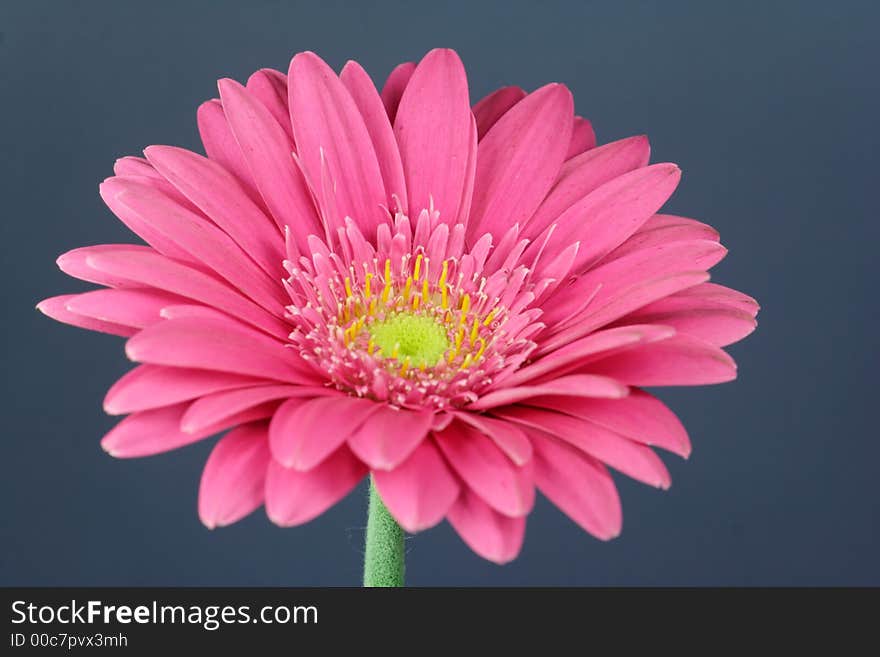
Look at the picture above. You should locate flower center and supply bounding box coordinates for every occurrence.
[337,255,495,376]
[284,213,544,409]
[367,312,449,367]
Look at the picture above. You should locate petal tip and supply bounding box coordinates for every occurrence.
[102,398,123,416]
[265,507,293,528]
[100,438,120,458]
[123,340,140,362]
[217,77,244,99]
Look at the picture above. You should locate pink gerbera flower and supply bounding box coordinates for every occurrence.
[39,48,757,576]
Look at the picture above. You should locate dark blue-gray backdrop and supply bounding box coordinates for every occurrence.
[2,1,877,586]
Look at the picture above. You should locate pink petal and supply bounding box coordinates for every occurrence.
[143,145,283,280]
[617,299,757,347]
[104,365,261,415]
[628,211,719,240]
[196,99,265,208]
[109,170,200,214]
[496,407,671,489]
[101,403,212,457]
[446,488,525,564]
[198,422,271,528]
[37,294,135,337]
[99,178,197,264]
[184,384,324,435]
[469,374,628,410]
[524,135,651,240]
[84,247,289,339]
[467,83,574,241]
[662,282,760,316]
[587,334,738,386]
[604,215,721,264]
[504,325,675,388]
[434,421,534,517]
[539,271,710,352]
[455,116,479,230]
[527,389,691,458]
[113,156,160,179]
[56,244,151,288]
[472,86,526,139]
[217,78,321,247]
[246,69,292,139]
[106,179,286,314]
[157,304,240,322]
[394,49,472,223]
[289,53,388,235]
[380,62,415,123]
[125,316,317,384]
[451,411,533,466]
[540,239,727,330]
[373,439,460,532]
[270,395,380,471]
[530,240,580,292]
[65,288,185,329]
[265,446,367,526]
[534,163,683,276]
[566,116,596,159]
[340,60,408,214]
[347,405,434,470]
[528,431,622,539]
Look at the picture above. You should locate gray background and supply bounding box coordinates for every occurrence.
[2,0,877,585]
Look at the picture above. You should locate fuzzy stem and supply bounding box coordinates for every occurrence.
[363,476,405,587]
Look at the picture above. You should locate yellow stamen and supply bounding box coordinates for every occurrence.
[470,316,480,345]
[404,276,413,300]
[422,278,429,302]
[475,338,486,360]
[439,261,449,309]
[367,338,375,355]
[400,357,410,376]
[365,272,373,299]
[482,309,496,327]
[381,260,393,304]
[412,294,420,310]
[344,276,353,299]
[413,254,423,280]
[391,342,400,360]
[458,294,470,327]
[461,353,473,369]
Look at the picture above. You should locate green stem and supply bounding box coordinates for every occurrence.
[363,476,405,587]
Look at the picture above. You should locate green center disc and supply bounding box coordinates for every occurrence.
[368,312,450,366]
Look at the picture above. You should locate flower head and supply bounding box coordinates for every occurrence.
[39,49,757,563]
